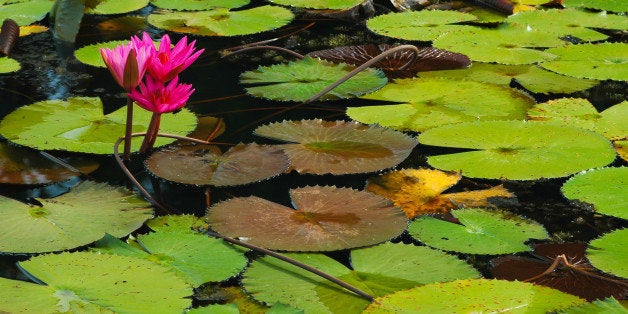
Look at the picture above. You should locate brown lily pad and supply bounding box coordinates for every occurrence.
[307,44,471,79]
[254,119,418,175]
[206,185,408,251]
[145,143,288,186]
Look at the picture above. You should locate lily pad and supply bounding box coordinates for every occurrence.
[150,0,250,10]
[145,143,289,186]
[206,185,407,251]
[587,229,628,278]
[540,43,628,81]
[243,242,480,313]
[0,142,99,185]
[0,0,54,26]
[84,0,149,15]
[241,57,387,102]
[75,40,129,67]
[419,121,616,180]
[253,120,417,175]
[563,0,628,13]
[347,78,534,132]
[0,56,20,73]
[561,167,627,220]
[419,63,599,94]
[363,279,584,313]
[268,0,363,10]
[433,25,563,65]
[0,251,191,313]
[0,96,197,154]
[145,213,208,233]
[147,5,294,37]
[366,10,478,42]
[407,208,548,254]
[560,297,628,313]
[0,181,152,254]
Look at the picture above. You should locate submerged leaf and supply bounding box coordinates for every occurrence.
[366,10,478,42]
[206,185,407,251]
[540,43,628,81]
[254,120,417,175]
[561,167,628,220]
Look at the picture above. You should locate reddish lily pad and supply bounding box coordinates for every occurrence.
[206,185,408,251]
[307,44,471,79]
[253,119,417,175]
[145,143,288,186]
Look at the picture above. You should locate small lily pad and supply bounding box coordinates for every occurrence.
[562,167,627,220]
[145,143,289,186]
[147,5,294,37]
[206,185,407,251]
[0,0,55,26]
[408,208,548,254]
[560,297,628,313]
[84,0,149,15]
[0,56,20,73]
[540,43,628,81]
[366,10,478,42]
[563,0,628,13]
[587,229,628,278]
[241,57,387,102]
[254,119,417,175]
[150,0,250,10]
[268,0,364,10]
[75,40,129,67]
[419,121,616,180]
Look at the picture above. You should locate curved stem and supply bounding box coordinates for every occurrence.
[222,45,305,59]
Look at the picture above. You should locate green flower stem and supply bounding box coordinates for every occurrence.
[139,113,162,153]
[123,97,134,162]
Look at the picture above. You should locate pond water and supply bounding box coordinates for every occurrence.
[0,0,627,311]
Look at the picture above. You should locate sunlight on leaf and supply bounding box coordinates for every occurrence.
[586,229,628,279]
[366,10,478,42]
[561,167,628,220]
[563,0,628,12]
[0,0,54,26]
[146,214,208,233]
[540,43,628,81]
[150,0,250,10]
[84,0,148,14]
[269,0,364,10]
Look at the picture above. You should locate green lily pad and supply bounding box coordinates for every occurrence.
[560,297,628,313]
[253,120,417,175]
[269,0,363,10]
[363,279,584,313]
[540,43,628,81]
[563,0,628,13]
[527,98,628,141]
[147,5,294,37]
[75,40,128,67]
[419,63,599,95]
[587,229,628,278]
[145,213,208,233]
[507,8,628,42]
[0,181,153,254]
[0,56,20,73]
[84,0,149,15]
[206,185,408,251]
[0,96,197,154]
[0,0,54,26]
[241,57,387,102]
[145,143,289,186]
[243,242,480,313]
[408,208,548,254]
[0,251,191,313]
[0,142,99,185]
[347,78,534,132]
[419,121,616,180]
[366,10,478,42]
[150,0,249,10]
[433,25,563,65]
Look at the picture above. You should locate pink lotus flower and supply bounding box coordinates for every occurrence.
[129,75,194,114]
[142,33,204,82]
[100,41,152,91]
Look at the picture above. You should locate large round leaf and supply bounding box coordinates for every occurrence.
[147,6,294,37]
[407,208,548,254]
[348,78,534,132]
[587,229,628,278]
[561,167,627,220]
[150,0,250,10]
[363,279,584,313]
[145,143,288,186]
[0,251,190,313]
[253,119,417,175]
[268,0,363,10]
[206,186,407,251]
[0,96,197,154]
[419,121,616,180]
[241,57,387,102]
[0,181,153,254]
[366,10,478,42]
[0,0,54,26]
[540,43,628,81]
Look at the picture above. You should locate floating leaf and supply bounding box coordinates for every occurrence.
[253,120,417,175]
[0,142,99,184]
[0,251,191,313]
[561,167,627,220]
[206,186,407,251]
[587,229,628,279]
[0,181,152,254]
[0,0,54,26]
[243,242,479,313]
[0,56,19,72]
[347,78,534,132]
[492,242,628,301]
[363,279,584,313]
[419,62,599,94]
[563,0,628,13]
[145,143,289,186]
[150,0,250,10]
[366,168,514,218]
[75,40,160,67]
[84,0,149,15]
[560,297,628,313]
[408,208,548,254]
[0,96,197,154]
[433,25,563,65]
[540,43,628,81]
[147,5,294,37]
[187,304,240,314]
[268,0,363,10]
[145,214,208,233]
[366,10,478,42]
[241,57,387,102]
[419,121,616,180]
[307,44,471,79]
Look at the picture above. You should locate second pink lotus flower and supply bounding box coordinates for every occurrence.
[129,76,194,114]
